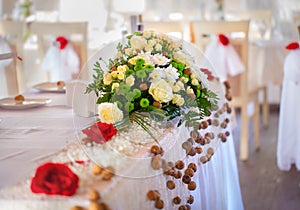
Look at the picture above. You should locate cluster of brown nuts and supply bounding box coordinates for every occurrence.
[147,190,164,209]
[92,164,115,181]
[70,189,110,210]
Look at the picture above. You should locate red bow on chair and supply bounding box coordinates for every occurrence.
[56,36,69,50]
[285,42,299,50]
[218,34,230,46]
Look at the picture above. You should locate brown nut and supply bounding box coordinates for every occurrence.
[188,181,196,191]
[155,199,164,209]
[150,145,160,155]
[195,146,203,154]
[187,195,194,204]
[92,164,103,175]
[207,147,214,155]
[88,189,100,201]
[173,196,181,205]
[70,206,84,210]
[88,202,101,210]
[166,180,176,190]
[175,160,185,170]
[147,190,160,201]
[102,166,115,180]
[188,163,197,172]
[151,154,162,170]
[200,156,208,164]
[174,170,182,179]
[182,174,191,184]
[184,168,194,177]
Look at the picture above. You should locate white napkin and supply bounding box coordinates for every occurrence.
[203,36,245,82]
[283,49,300,83]
[42,40,80,82]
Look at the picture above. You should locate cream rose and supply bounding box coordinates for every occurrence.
[130,35,147,50]
[111,71,118,78]
[191,78,199,86]
[149,79,173,103]
[103,73,112,85]
[111,83,119,90]
[117,72,125,80]
[98,102,123,124]
[172,94,185,106]
[126,75,135,86]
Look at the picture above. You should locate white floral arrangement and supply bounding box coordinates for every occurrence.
[85,30,218,142]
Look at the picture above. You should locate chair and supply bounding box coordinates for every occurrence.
[30,21,88,80]
[224,10,272,128]
[190,20,260,160]
[0,20,25,95]
[143,21,186,40]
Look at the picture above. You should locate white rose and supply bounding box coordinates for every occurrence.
[176,81,185,90]
[149,79,173,103]
[130,35,147,50]
[173,51,191,68]
[155,43,162,51]
[126,75,135,86]
[98,102,123,124]
[171,84,181,92]
[143,30,154,39]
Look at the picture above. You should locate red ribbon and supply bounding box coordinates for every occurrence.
[218,34,230,46]
[285,42,299,50]
[56,36,69,50]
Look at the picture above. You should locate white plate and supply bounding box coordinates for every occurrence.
[0,98,52,110]
[33,82,66,93]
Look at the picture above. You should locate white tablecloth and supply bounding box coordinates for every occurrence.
[0,89,244,210]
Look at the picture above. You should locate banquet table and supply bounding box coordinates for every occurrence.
[0,86,244,210]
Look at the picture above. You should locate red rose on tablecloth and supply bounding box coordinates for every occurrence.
[56,36,69,50]
[218,34,230,46]
[30,162,79,196]
[285,42,299,50]
[82,121,117,143]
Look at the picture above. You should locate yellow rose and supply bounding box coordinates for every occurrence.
[111,83,119,90]
[149,79,173,103]
[128,57,137,65]
[111,71,118,78]
[103,73,112,85]
[126,75,135,87]
[117,72,125,80]
[98,102,123,124]
[117,65,127,73]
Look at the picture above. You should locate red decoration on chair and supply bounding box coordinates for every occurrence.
[285,42,299,50]
[218,34,230,46]
[56,36,69,50]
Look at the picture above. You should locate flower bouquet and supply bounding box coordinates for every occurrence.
[84,31,219,143]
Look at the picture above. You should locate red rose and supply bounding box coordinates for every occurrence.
[30,162,79,196]
[285,42,299,50]
[56,36,69,50]
[82,121,117,143]
[218,34,230,46]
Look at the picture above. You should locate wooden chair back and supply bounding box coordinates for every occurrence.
[0,20,25,94]
[143,21,185,39]
[30,21,88,80]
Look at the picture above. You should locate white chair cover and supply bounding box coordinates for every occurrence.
[277,47,300,170]
[41,41,80,82]
[201,35,245,82]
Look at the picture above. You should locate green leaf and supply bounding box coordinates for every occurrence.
[96,93,111,104]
